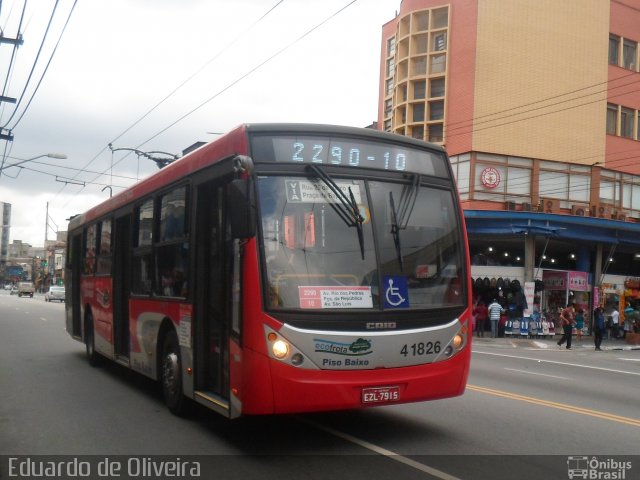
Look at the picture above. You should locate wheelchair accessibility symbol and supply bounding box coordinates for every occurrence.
[383,276,409,309]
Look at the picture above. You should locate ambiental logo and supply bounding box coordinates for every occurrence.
[566,456,632,479]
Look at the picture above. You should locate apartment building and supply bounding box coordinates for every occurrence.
[379,0,640,317]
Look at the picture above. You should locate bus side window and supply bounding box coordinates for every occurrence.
[132,199,155,295]
[84,224,97,275]
[156,187,189,297]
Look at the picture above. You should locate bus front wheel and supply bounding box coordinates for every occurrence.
[161,330,188,415]
[85,313,102,367]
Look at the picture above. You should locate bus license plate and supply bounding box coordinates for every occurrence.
[362,386,400,404]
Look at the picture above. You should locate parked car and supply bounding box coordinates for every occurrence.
[18,282,35,298]
[45,286,66,302]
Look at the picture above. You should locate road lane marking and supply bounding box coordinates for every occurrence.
[474,350,640,376]
[300,418,462,480]
[617,358,640,362]
[503,367,570,380]
[40,317,47,322]
[468,385,640,428]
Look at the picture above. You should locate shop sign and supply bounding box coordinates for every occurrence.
[523,282,535,317]
[543,271,566,290]
[624,277,640,289]
[480,167,500,189]
[568,271,589,291]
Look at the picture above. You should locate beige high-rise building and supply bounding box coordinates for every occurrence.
[379,1,640,320]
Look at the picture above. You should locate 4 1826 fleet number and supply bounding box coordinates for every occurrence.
[400,341,441,357]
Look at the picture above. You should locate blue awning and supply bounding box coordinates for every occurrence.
[464,210,640,246]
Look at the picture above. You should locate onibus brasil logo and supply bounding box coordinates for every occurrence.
[567,456,632,479]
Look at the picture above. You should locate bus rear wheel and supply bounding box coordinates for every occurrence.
[161,330,188,415]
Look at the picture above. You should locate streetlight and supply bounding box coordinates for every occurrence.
[0,153,67,173]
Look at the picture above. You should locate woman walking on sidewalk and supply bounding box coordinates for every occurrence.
[557,303,575,349]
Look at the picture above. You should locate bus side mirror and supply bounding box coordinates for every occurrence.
[228,179,256,238]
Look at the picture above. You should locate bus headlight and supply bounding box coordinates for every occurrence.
[272,340,290,359]
[452,334,464,349]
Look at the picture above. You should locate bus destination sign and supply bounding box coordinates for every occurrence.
[252,134,448,177]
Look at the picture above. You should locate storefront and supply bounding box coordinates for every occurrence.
[465,210,640,339]
[541,270,591,331]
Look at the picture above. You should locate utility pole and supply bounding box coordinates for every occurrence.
[45,202,48,246]
[0,33,23,142]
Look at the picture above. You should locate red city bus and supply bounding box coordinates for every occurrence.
[66,123,472,417]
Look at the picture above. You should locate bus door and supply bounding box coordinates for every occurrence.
[67,233,82,338]
[193,181,231,411]
[113,214,132,360]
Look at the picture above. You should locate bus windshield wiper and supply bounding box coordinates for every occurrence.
[389,174,421,272]
[307,164,365,260]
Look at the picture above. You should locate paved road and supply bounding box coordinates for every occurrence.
[1,291,638,479]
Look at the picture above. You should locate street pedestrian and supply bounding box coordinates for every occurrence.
[487,299,503,339]
[473,301,488,337]
[499,310,507,338]
[611,306,620,339]
[593,307,605,351]
[557,303,575,349]
[575,308,584,341]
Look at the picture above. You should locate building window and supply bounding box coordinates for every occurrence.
[429,100,444,120]
[569,174,590,203]
[609,34,620,65]
[412,57,427,76]
[606,103,618,135]
[430,78,445,97]
[414,35,428,54]
[399,84,407,102]
[411,125,424,140]
[431,7,448,29]
[384,99,393,118]
[539,171,568,199]
[386,57,395,77]
[387,36,396,56]
[621,107,634,138]
[413,81,426,100]
[430,54,446,74]
[431,32,447,52]
[414,11,429,31]
[428,124,443,143]
[412,103,425,122]
[507,167,531,196]
[386,78,394,96]
[600,179,620,204]
[623,39,637,70]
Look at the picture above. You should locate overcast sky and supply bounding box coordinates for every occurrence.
[0,0,398,247]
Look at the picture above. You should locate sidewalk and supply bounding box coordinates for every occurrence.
[472,335,640,351]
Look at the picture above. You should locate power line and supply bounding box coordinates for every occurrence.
[63,0,360,206]
[0,0,60,129]
[5,0,77,131]
[135,0,360,151]
[58,0,287,195]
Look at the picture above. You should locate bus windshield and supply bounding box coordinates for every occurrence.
[258,174,464,311]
